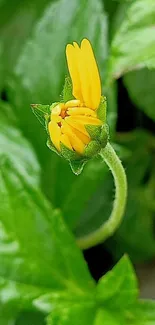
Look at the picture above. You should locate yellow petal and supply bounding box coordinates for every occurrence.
[73,115,102,125]
[72,127,90,145]
[67,107,96,117]
[51,103,64,122]
[65,99,81,108]
[61,120,85,154]
[81,39,101,110]
[60,134,73,150]
[74,42,91,108]
[65,116,90,136]
[51,115,62,123]
[66,44,83,102]
[48,121,61,151]
[51,103,64,115]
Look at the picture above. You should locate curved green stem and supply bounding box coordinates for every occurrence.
[77,142,127,250]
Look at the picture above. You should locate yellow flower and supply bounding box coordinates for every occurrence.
[48,39,102,154]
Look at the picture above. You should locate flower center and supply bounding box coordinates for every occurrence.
[50,99,99,128]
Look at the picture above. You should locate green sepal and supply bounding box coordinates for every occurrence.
[84,140,101,158]
[44,114,51,133]
[31,104,50,127]
[49,102,59,112]
[97,96,107,123]
[60,143,88,175]
[60,143,80,161]
[85,124,102,140]
[47,137,61,157]
[70,159,88,176]
[62,76,74,102]
[100,124,109,148]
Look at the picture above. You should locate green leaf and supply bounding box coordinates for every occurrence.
[0,304,17,325]
[124,68,155,121]
[0,100,40,186]
[15,311,46,325]
[34,290,95,314]
[0,156,94,297]
[44,257,149,325]
[0,0,51,90]
[94,300,155,325]
[47,302,96,325]
[97,256,138,308]
[108,0,155,81]
[94,309,123,325]
[126,300,155,325]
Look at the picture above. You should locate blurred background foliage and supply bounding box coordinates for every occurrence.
[0,0,155,323]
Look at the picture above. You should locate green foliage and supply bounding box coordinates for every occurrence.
[39,257,155,325]
[47,302,96,325]
[108,0,155,81]
[0,0,155,323]
[0,0,52,91]
[124,69,155,121]
[129,300,155,325]
[15,311,46,325]
[97,256,138,306]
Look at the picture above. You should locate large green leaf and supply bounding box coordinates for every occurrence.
[0,304,17,325]
[94,309,123,325]
[47,302,96,325]
[97,256,138,308]
[124,68,155,121]
[43,256,151,325]
[15,311,46,325]
[0,0,51,91]
[0,157,94,295]
[107,0,155,82]
[127,300,155,325]
[0,101,40,186]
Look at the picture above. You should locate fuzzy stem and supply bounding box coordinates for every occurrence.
[77,142,127,250]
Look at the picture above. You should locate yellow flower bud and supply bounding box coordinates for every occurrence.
[48,38,104,156]
[48,99,102,154]
[31,39,109,174]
